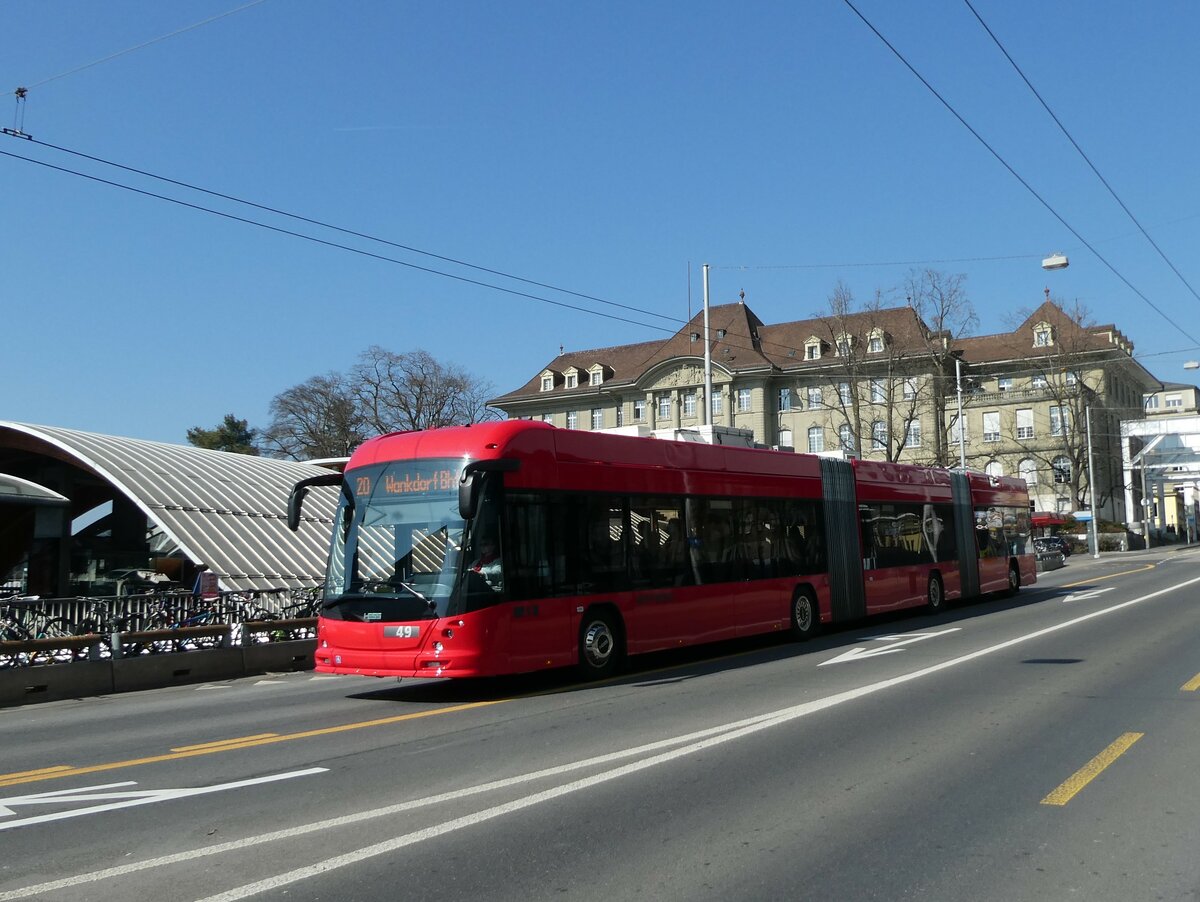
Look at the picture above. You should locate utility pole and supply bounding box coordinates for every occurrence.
[955,356,966,468]
[1086,406,1099,558]
[703,264,712,428]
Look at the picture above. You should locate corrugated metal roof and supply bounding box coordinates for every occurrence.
[0,422,341,591]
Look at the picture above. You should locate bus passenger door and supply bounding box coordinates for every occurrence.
[501,494,575,672]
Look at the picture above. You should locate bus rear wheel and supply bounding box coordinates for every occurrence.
[1006,562,1020,596]
[578,609,624,680]
[790,589,819,640]
[926,573,944,614]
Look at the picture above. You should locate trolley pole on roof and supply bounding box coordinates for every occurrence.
[703,263,713,427]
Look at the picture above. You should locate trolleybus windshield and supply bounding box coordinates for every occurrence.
[325,459,478,621]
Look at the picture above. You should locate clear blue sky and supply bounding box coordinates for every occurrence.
[4,0,1198,444]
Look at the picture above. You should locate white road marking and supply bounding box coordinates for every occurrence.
[819,628,961,666]
[5,573,1200,902]
[1061,587,1116,603]
[0,769,327,832]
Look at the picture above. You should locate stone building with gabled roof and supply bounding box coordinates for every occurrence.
[949,296,1159,521]
[491,293,1159,525]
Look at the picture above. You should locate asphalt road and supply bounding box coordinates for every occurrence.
[1,546,1199,901]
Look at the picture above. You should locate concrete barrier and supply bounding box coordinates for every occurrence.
[0,639,317,708]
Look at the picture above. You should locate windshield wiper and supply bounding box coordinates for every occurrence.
[393,580,430,603]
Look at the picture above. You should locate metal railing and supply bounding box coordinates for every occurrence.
[0,587,321,668]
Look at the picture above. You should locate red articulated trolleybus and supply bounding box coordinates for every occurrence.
[288,420,1035,681]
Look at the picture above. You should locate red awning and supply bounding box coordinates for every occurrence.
[1031,512,1067,528]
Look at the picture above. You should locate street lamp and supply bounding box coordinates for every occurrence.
[1041,253,1069,271]
[1185,361,1199,370]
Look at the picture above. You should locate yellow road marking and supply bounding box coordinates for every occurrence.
[1182,673,1200,692]
[0,700,506,789]
[1061,563,1155,589]
[0,765,72,781]
[171,733,279,752]
[1041,732,1143,806]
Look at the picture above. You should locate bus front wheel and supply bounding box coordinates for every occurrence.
[790,589,819,640]
[578,609,624,680]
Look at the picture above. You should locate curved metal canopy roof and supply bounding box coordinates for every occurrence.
[0,422,340,591]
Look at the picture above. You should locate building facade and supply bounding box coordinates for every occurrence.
[491,296,1160,524]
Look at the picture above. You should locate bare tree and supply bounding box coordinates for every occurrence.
[904,269,978,466]
[260,373,368,460]
[351,346,500,433]
[810,282,954,464]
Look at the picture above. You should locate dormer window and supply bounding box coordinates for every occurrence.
[1033,323,1054,347]
[589,366,604,386]
[867,329,887,353]
[804,337,823,360]
[540,375,554,392]
[565,373,578,389]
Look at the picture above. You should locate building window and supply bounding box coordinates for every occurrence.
[778,388,792,412]
[1050,405,1070,436]
[590,370,603,386]
[1065,371,1079,386]
[985,461,1004,478]
[838,382,852,405]
[565,373,578,389]
[903,378,918,401]
[808,426,824,453]
[1019,458,1038,486]
[1144,395,1159,410]
[566,411,578,429]
[542,413,554,424]
[997,376,1013,392]
[683,392,696,417]
[1052,455,1071,484]
[1016,408,1034,440]
[633,399,646,422]
[1031,374,1047,389]
[805,342,821,360]
[837,339,850,357]
[657,394,671,420]
[983,411,1000,443]
[540,375,554,392]
[839,424,855,452]
[906,419,921,448]
[591,408,603,430]
[616,406,624,427]
[868,334,883,353]
[1034,328,1051,347]
[870,380,886,403]
[807,386,822,407]
[951,416,967,444]
[711,392,723,416]
[871,420,887,451]
[778,429,793,449]
[1166,394,1183,409]
[737,388,752,412]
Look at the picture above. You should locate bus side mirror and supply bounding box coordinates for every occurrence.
[288,473,343,531]
[458,472,479,521]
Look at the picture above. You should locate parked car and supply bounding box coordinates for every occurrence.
[1033,538,1066,570]
[1037,535,1071,557]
